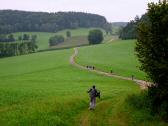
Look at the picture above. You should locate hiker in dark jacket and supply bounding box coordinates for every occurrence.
[87,85,99,110]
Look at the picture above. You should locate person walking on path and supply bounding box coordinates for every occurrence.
[87,85,99,110]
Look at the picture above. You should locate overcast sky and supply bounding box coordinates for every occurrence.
[0,0,159,22]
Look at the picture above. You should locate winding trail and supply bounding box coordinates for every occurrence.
[70,48,151,90]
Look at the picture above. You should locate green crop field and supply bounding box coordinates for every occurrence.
[55,28,106,37]
[13,28,106,50]
[51,36,89,49]
[76,39,147,80]
[0,39,166,126]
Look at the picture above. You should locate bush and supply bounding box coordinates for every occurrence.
[66,31,71,38]
[126,91,151,111]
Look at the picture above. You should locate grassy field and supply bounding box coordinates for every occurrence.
[76,39,146,80]
[13,28,106,50]
[0,44,166,125]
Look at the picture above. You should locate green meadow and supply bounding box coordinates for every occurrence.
[51,36,89,49]
[77,39,146,80]
[0,39,166,125]
[13,28,106,50]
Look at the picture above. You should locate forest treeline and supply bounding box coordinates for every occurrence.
[0,10,109,34]
[119,14,148,39]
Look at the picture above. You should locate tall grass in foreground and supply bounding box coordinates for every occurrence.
[124,91,167,126]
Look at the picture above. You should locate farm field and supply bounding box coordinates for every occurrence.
[56,28,106,37]
[76,39,146,80]
[0,41,166,126]
[51,36,89,49]
[13,28,106,50]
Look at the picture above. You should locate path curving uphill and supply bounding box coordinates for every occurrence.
[70,48,151,90]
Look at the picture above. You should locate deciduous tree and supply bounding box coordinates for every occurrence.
[88,29,103,45]
[136,0,168,120]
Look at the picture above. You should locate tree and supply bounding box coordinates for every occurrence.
[30,35,38,51]
[104,23,112,35]
[8,34,15,42]
[23,34,30,41]
[119,15,141,40]
[66,31,71,38]
[49,35,64,46]
[31,35,37,43]
[18,35,22,41]
[88,29,103,45]
[119,20,137,39]
[135,0,168,120]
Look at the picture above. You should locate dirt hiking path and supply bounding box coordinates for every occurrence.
[70,48,151,90]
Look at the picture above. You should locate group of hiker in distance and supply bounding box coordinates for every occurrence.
[87,85,100,110]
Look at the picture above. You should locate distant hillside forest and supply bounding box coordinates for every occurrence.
[111,22,127,28]
[111,22,128,35]
[0,10,109,34]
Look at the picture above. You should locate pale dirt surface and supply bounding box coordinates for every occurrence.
[70,48,151,90]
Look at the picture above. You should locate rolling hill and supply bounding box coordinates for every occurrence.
[0,39,166,126]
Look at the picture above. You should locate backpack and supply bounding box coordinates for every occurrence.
[96,91,100,98]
